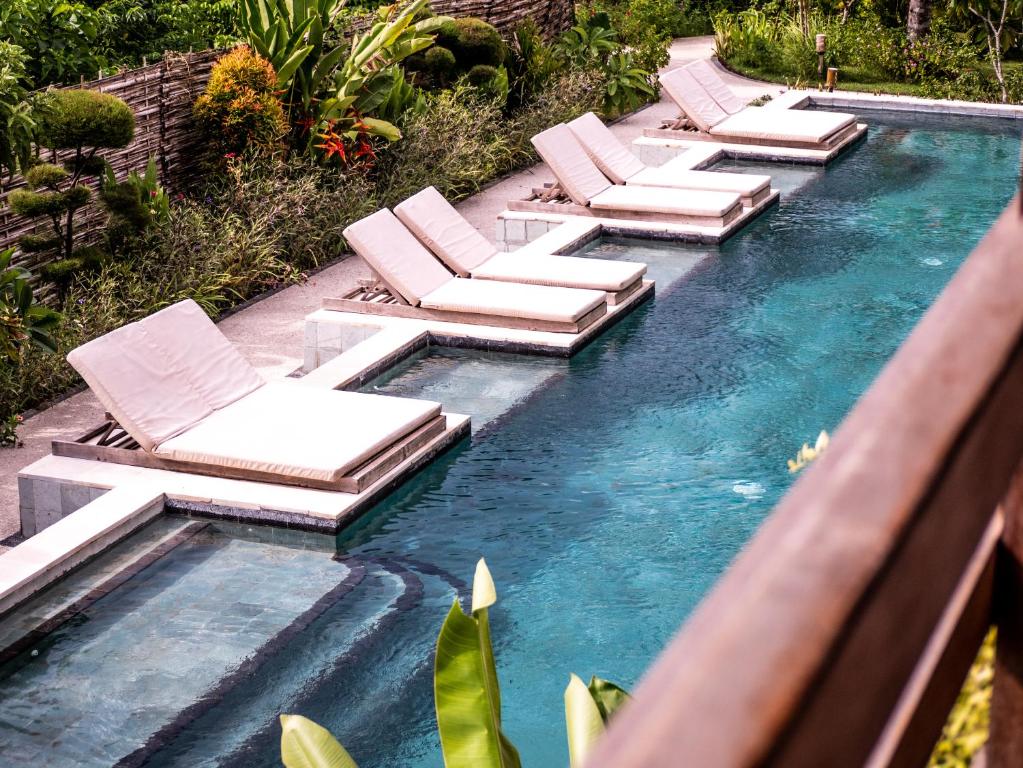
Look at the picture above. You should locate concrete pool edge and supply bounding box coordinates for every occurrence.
[0,484,165,618]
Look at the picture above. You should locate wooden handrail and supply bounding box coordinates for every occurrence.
[585,197,1023,768]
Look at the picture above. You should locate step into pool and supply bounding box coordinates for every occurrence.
[0,110,1020,767]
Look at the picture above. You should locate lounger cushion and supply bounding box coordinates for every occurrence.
[394,186,497,275]
[67,300,265,452]
[686,60,748,115]
[420,278,605,323]
[472,252,646,293]
[531,124,613,205]
[711,108,856,144]
[154,382,441,483]
[589,185,740,217]
[627,167,771,198]
[343,208,453,305]
[567,112,645,185]
[659,68,729,132]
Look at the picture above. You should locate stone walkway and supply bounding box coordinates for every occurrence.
[0,37,780,550]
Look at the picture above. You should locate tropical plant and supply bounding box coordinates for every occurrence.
[193,46,289,158]
[505,19,562,110]
[787,430,831,473]
[279,559,631,768]
[564,674,630,767]
[236,0,349,124]
[100,157,170,257]
[0,248,61,363]
[314,0,447,149]
[0,42,35,183]
[9,89,135,285]
[601,51,656,115]
[555,23,619,68]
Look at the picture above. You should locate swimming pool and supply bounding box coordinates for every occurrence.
[0,110,1019,767]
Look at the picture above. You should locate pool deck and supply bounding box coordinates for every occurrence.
[2,37,1023,551]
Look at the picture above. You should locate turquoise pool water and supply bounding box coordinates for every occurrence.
[0,110,1019,766]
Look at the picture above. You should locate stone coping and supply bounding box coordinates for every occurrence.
[0,484,165,618]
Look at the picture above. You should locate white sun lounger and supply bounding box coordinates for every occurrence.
[393,186,647,305]
[659,61,860,150]
[61,299,448,492]
[527,124,745,227]
[338,208,608,333]
[566,112,773,207]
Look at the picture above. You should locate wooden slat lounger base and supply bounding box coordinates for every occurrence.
[52,413,452,494]
[531,181,772,211]
[507,198,742,229]
[322,290,608,334]
[643,122,868,152]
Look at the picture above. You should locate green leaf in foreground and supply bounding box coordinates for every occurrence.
[280,714,360,768]
[565,673,605,768]
[434,558,521,768]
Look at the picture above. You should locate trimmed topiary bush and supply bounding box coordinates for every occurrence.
[425,45,458,79]
[436,18,507,69]
[36,89,135,152]
[7,88,136,296]
[193,46,288,159]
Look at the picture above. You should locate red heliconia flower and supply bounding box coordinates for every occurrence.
[354,140,376,160]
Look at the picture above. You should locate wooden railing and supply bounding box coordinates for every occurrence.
[585,196,1023,768]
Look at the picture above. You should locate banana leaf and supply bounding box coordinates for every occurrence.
[587,676,630,721]
[565,674,604,768]
[434,559,521,768]
[280,714,359,768]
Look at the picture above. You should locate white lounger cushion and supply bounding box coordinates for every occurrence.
[711,107,856,143]
[589,185,740,217]
[532,124,614,205]
[395,184,645,293]
[659,67,729,132]
[566,111,769,199]
[686,59,748,114]
[394,186,497,275]
[155,382,441,483]
[420,278,605,323]
[473,252,645,292]
[344,208,453,304]
[567,112,646,185]
[628,166,770,197]
[67,300,265,452]
[533,123,741,216]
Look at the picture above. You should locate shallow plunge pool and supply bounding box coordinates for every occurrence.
[0,110,1020,767]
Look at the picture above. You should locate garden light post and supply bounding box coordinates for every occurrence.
[816,33,826,90]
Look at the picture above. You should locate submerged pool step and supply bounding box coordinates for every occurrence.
[122,558,460,768]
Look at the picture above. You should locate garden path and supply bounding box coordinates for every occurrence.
[0,37,779,550]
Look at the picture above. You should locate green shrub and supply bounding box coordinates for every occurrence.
[436,17,507,69]
[40,257,87,288]
[24,163,69,188]
[0,0,106,86]
[426,45,457,77]
[0,42,34,179]
[19,234,61,253]
[375,86,507,204]
[0,247,60,363]
[36,89,135,150]
[506,19,562,109]
[193,46,288,159]
[901,22,979,82]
